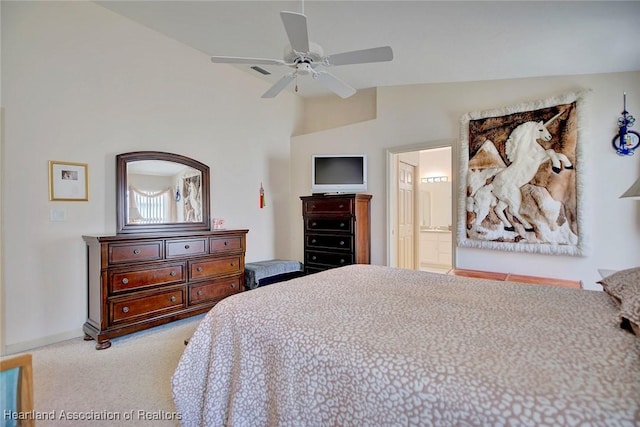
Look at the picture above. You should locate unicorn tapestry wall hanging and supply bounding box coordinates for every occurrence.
[457,91,589,256]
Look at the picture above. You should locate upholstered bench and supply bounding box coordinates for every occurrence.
[244,259,305,290]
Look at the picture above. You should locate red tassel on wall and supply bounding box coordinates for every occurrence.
[259,182,266,209]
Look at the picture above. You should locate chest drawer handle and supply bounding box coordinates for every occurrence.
[197,266,203,272]
[122,306,129,313]
[169,271,176,277]
[340,259,346,264]
[133,249,141,255]
[231,283,237,289]
[311,239,317,243]
[312,255,317,261]
[230,262,236,267]
[311,204,316,209]
[197,290,203,296]
[184,244,190,249]
[224,241,229,246]
[340,223,345,228]
[339,204,344,209]
[340,241,345,246]
[170,296,177,302]
[311,222,317,227]
[121,278,129,285]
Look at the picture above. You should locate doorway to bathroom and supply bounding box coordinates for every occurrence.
[387,144,453,273]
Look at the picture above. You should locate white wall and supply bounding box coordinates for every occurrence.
[419,148,452,181]
[0,0,4,354]
[298,88,377,136]
[1,2,302,353]
[291,73,640,290]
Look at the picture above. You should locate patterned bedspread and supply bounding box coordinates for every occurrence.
[172,265,640,426]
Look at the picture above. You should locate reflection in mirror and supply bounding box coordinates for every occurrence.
[116,151,210,234]
[127,160,202,225]
[419,182,452,229]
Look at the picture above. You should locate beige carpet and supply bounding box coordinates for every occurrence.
[24,314,204,427]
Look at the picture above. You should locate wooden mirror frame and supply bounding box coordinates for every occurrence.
[116,151,211,234]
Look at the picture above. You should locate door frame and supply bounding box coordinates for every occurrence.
[386,139,457,268]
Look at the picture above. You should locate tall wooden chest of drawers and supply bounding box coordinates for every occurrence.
[82,229,248,349]
[300,194,372,274]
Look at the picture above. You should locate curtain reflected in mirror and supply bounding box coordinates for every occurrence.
[128,187,174,223]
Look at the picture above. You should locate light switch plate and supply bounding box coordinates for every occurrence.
[50,208,67,222]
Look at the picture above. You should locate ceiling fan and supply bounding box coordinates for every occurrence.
[211,11,393,99]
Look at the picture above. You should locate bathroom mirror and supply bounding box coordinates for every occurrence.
[116,151,210,234]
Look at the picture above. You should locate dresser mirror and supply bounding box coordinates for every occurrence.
[116,151,210,234]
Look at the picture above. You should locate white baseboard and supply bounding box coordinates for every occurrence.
[2,328,84,356]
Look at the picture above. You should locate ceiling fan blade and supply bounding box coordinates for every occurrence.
[280,11,310,53]
[262,73,296,98]
[211,56,286,66]
[324,46,393,66]
[313,71,356,99]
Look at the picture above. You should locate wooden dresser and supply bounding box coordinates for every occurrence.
[82,229,248,349]
[300,194,372,274]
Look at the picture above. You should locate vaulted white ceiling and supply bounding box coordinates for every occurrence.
[97,1,640,98]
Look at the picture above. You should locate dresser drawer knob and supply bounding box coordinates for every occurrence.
[340,223,345,228]
[311,239,317,243]
[184,244,190,249]
[311,204,316,209]
[197,266,203,272]
[340,259,346,264]
[311,222,317,227]
[224,241,229,246]
[122,306,129,313]
[169,271,176,277]
[339,204,344,209]
[312,256,317,260]
[231,283,237,289]
[133,249,141,255]
[121,278,129,285]
[197,290,203,296]
[170,296,177,302]
[340,241,345,246]
[230,262,236,267]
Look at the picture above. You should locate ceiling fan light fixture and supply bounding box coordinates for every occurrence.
[283,42,323,64]
[296,63,314,75]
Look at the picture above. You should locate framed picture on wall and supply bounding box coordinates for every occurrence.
[49,160,88,201]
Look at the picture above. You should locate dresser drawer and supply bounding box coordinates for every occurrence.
[109,262,185,294]
[209,236,242,253]
[108,241,163,264]
[304,199,352,214]
[190,256,242,281]
[110,288,185,324]
[305,250,354,268]
[305,218,353,233]
[189,276,241,305]
[166,238,207,258]
[306,234,353,251]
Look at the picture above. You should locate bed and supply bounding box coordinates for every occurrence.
[172,265,640,426]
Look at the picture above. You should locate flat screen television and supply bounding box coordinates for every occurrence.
[311,154,368,193]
